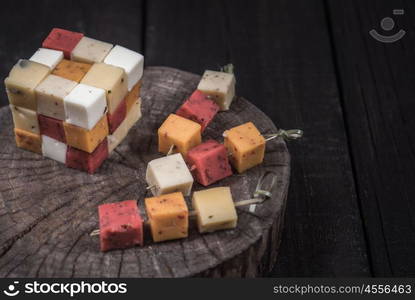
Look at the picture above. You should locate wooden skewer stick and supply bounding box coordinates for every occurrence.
[167,144,175,155]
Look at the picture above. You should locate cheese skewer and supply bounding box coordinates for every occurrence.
[90,171,277,238]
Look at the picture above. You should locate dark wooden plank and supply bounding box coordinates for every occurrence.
[326,0,415,276]
[145,0,370,276]
[0,0,144,108]
[0,67,290,277]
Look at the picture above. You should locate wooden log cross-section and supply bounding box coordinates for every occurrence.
[0,67,290,277]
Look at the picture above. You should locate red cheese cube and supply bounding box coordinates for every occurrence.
[98,200,144,252]
[176,90,219,132]
[38,114,66,143]
[66,138,108,174]
[42,28,84,59]
[186,140,232,186]
[107,98,127,134]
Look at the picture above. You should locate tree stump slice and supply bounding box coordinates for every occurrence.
[0,66,290,278]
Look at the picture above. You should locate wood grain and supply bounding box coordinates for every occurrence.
[326,0,415,276]
[145,0,370,276]
[0,67,290,277]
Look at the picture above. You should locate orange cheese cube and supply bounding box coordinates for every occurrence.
[124,80,142,113]
[223,122,265,173]
[145,192,188,242]
[63,115,109,153]
[14,128,42,154]
[52,59,92,83]
[158,114,201,156]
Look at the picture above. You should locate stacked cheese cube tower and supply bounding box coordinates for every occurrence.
[5,28,144,173]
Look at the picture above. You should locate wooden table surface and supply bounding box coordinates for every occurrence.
[0,0,414,277]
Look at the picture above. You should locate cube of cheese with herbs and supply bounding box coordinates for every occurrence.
[63,83,107,130]
[146,153,193,196]
[29,48,64,70]
[71,36,113,64]
[81,63,128,114]
[197,70,236,111]
[158,114,201,156]
[104,45,144,91]
[4,60,50,110]
[10,105,40,135]
[176,90,219,132]
[36,74,77,121]
[38,115,67,143]
[52,59,92,83]
[99,200,144,252]
[14,128,42,154]
[186,140,232,186]
[63,115,109,153]
[124,80,142,113]
[224,122,266,173]
[192,187,238,233]
[66,138,108,173]
[145,192,189,242]
[108,98,141,153]
[107,98,127,134]
[42,28,84,59]
[41,135,67,164]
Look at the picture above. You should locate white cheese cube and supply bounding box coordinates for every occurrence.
[35,74,77,120]
[29,48,63,69]
[197,70,236,110]
[71,36,113,64]
[10,105,40,134]
[108,98,142,153]
[64,83,107,130]
[41,135,67,164]
[192,187,238,233]
[146,153,194,196]
[104,45,144,91]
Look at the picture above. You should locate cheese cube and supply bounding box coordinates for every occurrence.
[108,98,141,153]
[99,200,144,252]
[104,45,144,91]
[63,115,109,153]
[14,128,42,154]
[52,59,92,83]
[64,83,107,130]
[36,74,77,121]
[197,70,236,111]
[192,187,237,233]
[224,122,265,173]
[41,135,67,164]
[186,140,232,186]
[158,114,201,156]
[145,192,188,242]
[30,48,63,69]
[107,98,127,134]
[176,90,219,132]
[66,138,108,173]
[71,36,113,64]
[10,105,39,134]
[4,60,50,110]
[146,153,193,196]
[81,63,128,114]
[38,115,66,143]
[124,80,142,113]
[42,28,84,59]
